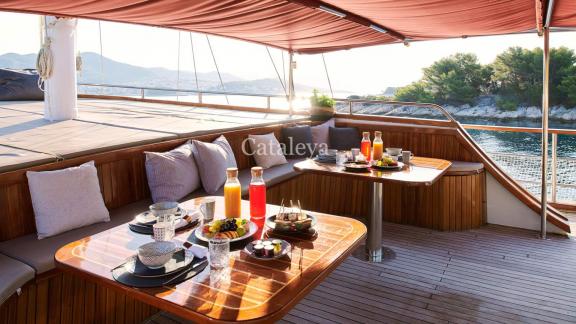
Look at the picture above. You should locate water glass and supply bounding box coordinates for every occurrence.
[336,151,347,166]
[209,238,230,270]
[153,214,175,241]
[351,148,360,160]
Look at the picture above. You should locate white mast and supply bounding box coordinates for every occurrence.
[41,16,78,121]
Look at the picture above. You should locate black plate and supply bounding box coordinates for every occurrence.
[112,257,208,288]
[123,248,193,277]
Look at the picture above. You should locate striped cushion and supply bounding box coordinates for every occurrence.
[145,141,201,203]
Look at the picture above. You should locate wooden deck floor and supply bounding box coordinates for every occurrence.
[148,223,576,324]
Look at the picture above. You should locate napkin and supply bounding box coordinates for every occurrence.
[174,210,201,230]
[188,245,208,259]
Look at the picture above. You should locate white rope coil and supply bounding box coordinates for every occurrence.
[36,37,53,91]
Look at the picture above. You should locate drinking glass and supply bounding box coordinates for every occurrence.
[209,238,230,270]
[336,151,347,166]
[153,214,175,241]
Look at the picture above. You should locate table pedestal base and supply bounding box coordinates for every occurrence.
[352,182,388,263]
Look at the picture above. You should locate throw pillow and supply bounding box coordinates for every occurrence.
[329,126,361,150]
[281,125,314,158]
[145,141,200,203]
[248,133,288,169]
[192,135,237,194]
[26,161,110,239]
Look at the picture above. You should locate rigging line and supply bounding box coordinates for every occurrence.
[189,33,200,93]
[176,31,181,101]
[321,53,334,98]
[266,46,287,96]
[98,21,104,94]
[205,35,229,105]
[282,50,286,90]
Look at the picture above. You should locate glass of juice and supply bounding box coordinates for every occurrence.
[249,167,266,226]
[224,168,241,218]
[372,131,383,161]
[361,131,371,161]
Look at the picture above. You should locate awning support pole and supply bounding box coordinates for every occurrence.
[288,51,295,115]
[540,26,550,239]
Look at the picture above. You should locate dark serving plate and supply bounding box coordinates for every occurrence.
[122,248,193,278]
[266,214,317,232]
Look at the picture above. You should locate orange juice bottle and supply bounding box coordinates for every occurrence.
[224,168,241,218]
[372,131,383,161]
[360,131,371,161]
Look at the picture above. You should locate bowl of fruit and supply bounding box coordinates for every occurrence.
[372,156,404,170]
[195,218,257,242]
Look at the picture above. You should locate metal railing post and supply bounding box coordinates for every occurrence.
[540,27,550,239]
[267,96,271,110]
[198,92,202,104]
[140,88,145,99]
[348,100,353,115]
[551,133,558,203]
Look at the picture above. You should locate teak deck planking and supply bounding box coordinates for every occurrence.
[54,197,367,323]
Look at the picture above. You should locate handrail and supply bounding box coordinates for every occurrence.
[462,124,576,136]
[333,98,458,123]
[77,82,310,99]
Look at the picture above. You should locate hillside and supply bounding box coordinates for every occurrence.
[0,52,329,96]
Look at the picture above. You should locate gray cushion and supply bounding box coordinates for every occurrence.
[447,161,484,175]
[0,254,34,305]
[192,136,237,194]
[329,127,361,151]
[282,126,314,158]
[0,199,152,274]
[145,141,201,203]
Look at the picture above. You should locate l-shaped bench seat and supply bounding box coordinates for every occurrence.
[0,158,305,276]
[0,254,35,305]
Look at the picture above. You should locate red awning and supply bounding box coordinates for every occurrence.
[0,0,573,53]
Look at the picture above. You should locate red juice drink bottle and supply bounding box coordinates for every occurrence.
[249,167,266,227]
[361,131,371,161]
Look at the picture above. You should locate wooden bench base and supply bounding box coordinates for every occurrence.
[268,172,486,231]
[0,271,158,324]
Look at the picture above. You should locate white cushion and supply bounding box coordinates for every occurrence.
[26,161,110,239]
[311,118,335,150]
[145,141,200,203]
[248,133,288,169]
[192,135,237,194]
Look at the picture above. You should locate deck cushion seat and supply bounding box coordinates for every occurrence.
[0,199,152,274]
[0,254,35,305]
[446,161,484,176]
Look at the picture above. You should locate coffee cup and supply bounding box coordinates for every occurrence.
[402,151,412,164]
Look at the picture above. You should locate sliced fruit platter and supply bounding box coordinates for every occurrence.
[195,218,258,242]
[371,157,404,170]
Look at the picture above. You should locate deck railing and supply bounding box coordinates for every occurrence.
[77,83,310,113]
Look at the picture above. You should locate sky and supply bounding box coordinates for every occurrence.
[1,12,575,95]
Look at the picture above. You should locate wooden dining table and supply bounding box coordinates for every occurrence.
[55,197,366,323]
[294,156,451,262]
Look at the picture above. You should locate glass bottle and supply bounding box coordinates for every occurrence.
[360,131,371,161]
[224,168,241,218]
[249,167,266,225]
[372,131,383,161]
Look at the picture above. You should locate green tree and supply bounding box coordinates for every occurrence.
[422,53,487,105]
[394,81,434,103]
[491,46,576,107]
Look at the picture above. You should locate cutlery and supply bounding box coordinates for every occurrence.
[164,259,208,285]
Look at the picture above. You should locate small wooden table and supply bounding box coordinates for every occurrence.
[294,157,451,262]
[55,197,366,323]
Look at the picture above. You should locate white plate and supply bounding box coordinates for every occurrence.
[194,221,258,243]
